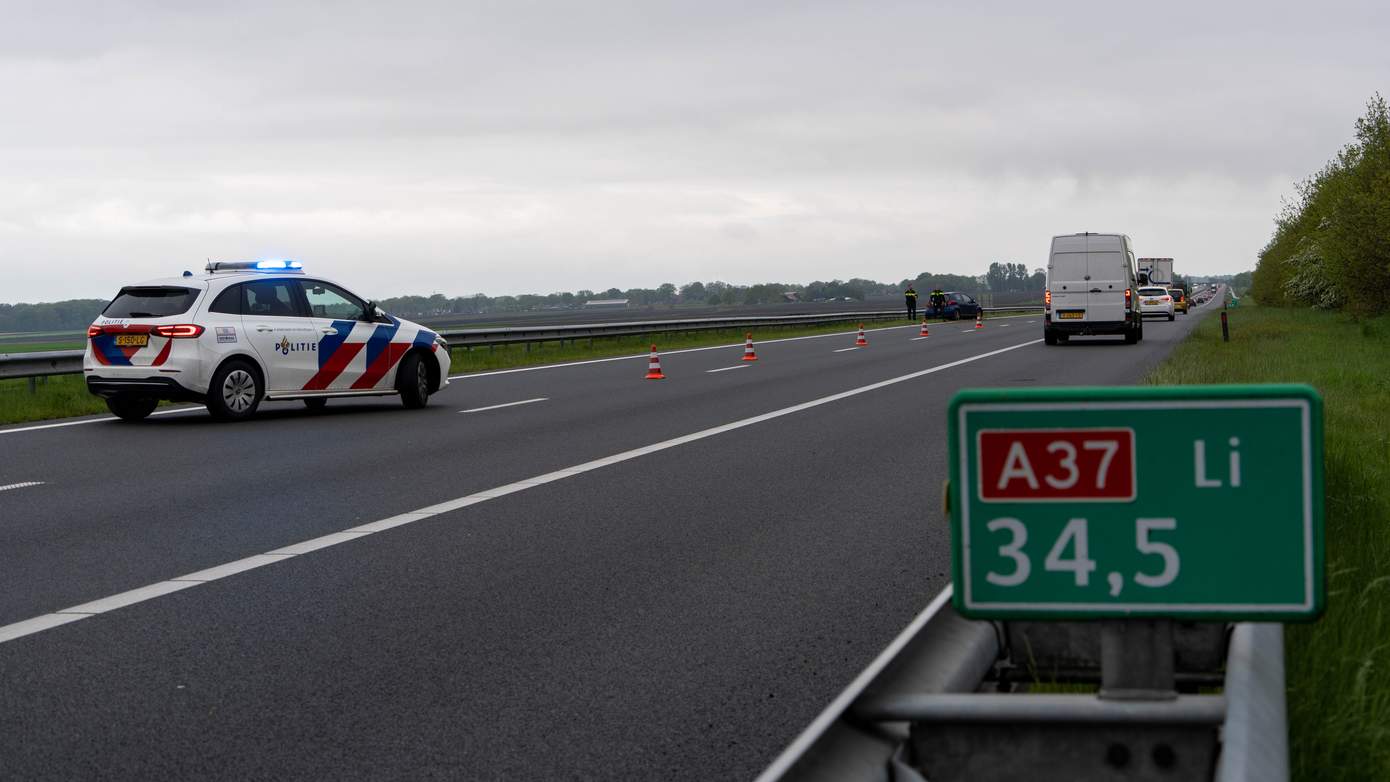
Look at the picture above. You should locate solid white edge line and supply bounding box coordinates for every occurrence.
[458,397,549,414]
[0,406,202,436]
[705,365,748,373]
[752,585,956,782]
[0,338,1040,646]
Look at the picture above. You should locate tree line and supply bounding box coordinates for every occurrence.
[1251,94,1390,313]
[3,265,1044,331]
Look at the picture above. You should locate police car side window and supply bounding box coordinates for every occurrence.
[209,284,242,314]
[299,281,366,321]
[243,280,306,318]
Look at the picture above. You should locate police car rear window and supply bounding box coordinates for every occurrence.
[102,286,199,318]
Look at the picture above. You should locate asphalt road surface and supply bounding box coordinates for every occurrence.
[0,303,1218,780]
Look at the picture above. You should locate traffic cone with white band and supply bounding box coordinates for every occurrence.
[645,345,666,379]
[974,311,983,329]
[741,333,758,362]
[855,324,868,347]
[919,320,930,337]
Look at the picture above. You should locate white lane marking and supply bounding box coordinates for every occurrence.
[832,347,860,353]
[446,314,1039,381]
[0,338,1040,646]
[753,585,955,782]
[0,406,202,437]
[910,336,930,342]
[705,365,748,373]
[1000,324,1011,328]
[961,329,976,333]
[458,397,549,414]
[0,481,44,493]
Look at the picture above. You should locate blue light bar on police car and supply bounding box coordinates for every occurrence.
[205,259,305,273]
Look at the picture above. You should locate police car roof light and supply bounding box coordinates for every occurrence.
[205,259,305,273]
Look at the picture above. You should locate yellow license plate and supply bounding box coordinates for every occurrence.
[1058,311,1084,320]
[1144,299,1160,305]
[114,334,149,347]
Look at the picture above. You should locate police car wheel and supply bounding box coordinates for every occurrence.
[303,398,327,411]
[398,352,430,409]
[207,360,263,421]
[106,394,158,422]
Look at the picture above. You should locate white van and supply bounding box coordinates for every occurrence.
[1044,233,1145,345]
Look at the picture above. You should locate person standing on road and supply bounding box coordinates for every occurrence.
[930,288,947,319]
[904,285,918,320]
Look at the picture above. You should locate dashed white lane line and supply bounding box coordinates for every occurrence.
[0,481,45,493]
[705,365,749,373]
[446,314,1040,381]
[910,336,930,341]
[0,338,1042,646]
[961,329,976,333]
[459,397,549,414]
[832,347,860,353]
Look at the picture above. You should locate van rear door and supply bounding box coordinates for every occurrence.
[1084,235,1128,323]
[1048,235,1089,320]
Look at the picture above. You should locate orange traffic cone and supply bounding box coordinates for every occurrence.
[741,333,758,361]
[919,320,930,337]
[855,324,868,347]
[644,345,666,379]
[974,311,983,329]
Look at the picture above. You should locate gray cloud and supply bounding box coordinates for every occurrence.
[2,0,1387,301]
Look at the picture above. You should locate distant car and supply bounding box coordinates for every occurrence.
[84,260,451,422]
[1169,287,1189,314]
[1137,286,1176,321]
[924,291,982,320]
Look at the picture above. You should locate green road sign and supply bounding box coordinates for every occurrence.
[947,384,1323,620]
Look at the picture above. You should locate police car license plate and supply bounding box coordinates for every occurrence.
[1058,311,1083,320]
[114,334,148,347]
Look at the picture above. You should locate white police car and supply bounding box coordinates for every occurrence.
[84,260,451,421]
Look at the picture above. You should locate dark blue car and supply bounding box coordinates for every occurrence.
[924,291,982,320]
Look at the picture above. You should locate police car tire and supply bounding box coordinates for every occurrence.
[207,359,263,421]
[398,352,431,409]
[106,395,158,422]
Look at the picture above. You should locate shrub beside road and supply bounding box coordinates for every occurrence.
[1147,302,1390,781]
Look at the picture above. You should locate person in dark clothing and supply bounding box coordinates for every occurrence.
[904,285,918,320]
[930,288,947,319]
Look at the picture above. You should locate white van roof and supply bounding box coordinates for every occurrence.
[1051,233,1127,253]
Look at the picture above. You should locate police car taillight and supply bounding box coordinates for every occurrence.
[86,325,101,338]
[153,324,205,338]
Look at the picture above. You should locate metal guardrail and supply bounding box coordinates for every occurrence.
[0,307,1042,382]
[758,585,1286,782]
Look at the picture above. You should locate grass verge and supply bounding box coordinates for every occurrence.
[3,314,1002,425]
[1146,303,1390,780]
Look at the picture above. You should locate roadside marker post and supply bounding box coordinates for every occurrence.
[1221,311,1230,342]
[909,383,1327,780]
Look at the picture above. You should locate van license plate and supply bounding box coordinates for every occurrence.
[1058,311,1084,320]
[114,334,148,347]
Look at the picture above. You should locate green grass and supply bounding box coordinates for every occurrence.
[0,373,112,424]
[0,341,84,354]
[1146,303,1390,781]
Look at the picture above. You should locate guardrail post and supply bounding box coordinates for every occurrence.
[1220,312,1230,342]
[1100,620,1176,700]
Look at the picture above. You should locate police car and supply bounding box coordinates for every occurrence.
[84,260,450,421]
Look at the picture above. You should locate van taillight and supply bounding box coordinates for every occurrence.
[153,324,204,338]
[1125,288,1133,310]
[1044,289,1051,311]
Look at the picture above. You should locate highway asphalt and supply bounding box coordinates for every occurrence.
[0,304,1218,780]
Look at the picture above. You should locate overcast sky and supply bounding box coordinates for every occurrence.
[2,0,1386,303]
